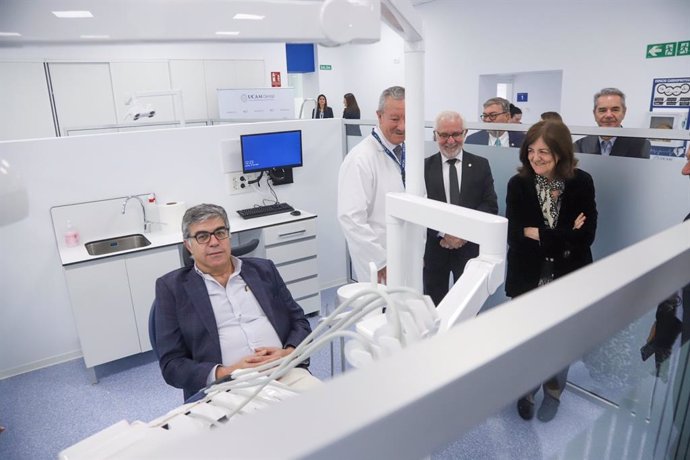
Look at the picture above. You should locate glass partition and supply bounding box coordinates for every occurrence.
[342,120,689,458]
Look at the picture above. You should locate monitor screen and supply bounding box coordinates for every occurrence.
[240,130,303,174]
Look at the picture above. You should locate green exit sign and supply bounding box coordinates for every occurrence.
[646,40,690,58]
[319,64,332,70]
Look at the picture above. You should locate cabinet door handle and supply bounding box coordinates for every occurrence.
[278,230,306,238]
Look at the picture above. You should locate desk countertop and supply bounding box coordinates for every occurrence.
[59,210,316,266]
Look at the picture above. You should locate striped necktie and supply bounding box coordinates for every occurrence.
[601,140,612,156]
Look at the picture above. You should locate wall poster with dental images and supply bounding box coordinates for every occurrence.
[648,77,690,158]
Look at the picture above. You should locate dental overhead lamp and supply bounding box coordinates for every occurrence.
[123,89,186,126]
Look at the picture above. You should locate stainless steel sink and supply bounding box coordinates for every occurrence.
[85,234,151,256]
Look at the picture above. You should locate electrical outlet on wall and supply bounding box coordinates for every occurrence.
[228,171,259,195]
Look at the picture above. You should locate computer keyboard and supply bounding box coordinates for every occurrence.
[236,202,295,219]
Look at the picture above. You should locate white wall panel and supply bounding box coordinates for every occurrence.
[110,61,174,123]
[49,62,117,134]
[0,62,54,140]
[204,60,265,118]
[169,60,208,121]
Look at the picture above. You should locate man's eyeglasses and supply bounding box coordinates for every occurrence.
[435,131,466,141]
[480,111,507,121]
[188,227,230,244]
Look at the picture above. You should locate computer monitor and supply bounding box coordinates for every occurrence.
[240,129,303,174]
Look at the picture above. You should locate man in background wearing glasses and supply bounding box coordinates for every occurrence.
[465,97,525,148]
[153,203,318,400]
[423,111,498,305]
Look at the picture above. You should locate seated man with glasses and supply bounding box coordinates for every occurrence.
[424,111,498,305]
[154,203,318,400]
[465,97,525,148]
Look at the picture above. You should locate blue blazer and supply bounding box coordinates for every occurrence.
[154,257,312,400]
[465,129,525,148]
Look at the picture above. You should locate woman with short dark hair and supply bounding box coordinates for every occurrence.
[506,120,598,422]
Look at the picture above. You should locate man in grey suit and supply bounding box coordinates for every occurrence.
[154,203,318,400]
[465,97,525,148]
[573,87,650,159]
[424,111,499,306]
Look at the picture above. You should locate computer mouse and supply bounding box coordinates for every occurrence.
[290,210,301,216]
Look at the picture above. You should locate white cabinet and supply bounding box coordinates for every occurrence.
[64,258,140,368]
[126,248,182,352]
[263,218,321,314]
[64,245,181,368]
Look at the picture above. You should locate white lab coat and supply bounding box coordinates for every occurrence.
[337,131,405,281]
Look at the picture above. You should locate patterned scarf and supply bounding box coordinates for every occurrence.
[535,175,564,229]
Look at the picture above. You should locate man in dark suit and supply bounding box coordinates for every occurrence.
[423,111,499,306]
[465,97,525,148]
[573,87,650,159]
[154,203,316,400]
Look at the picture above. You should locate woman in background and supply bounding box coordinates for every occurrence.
[312,94,333,119]
[342,92,362,136]
[505,120,597,423]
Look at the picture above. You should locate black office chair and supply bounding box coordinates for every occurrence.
[149,238,261,360]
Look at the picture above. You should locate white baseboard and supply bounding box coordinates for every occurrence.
[0,350,83,381]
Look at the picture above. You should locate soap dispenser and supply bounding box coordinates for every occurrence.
[64,220,80,247]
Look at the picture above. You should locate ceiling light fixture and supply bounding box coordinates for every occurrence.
[215,31,240,36]
[80,34,110,39]
[52,11,94,19]
[233,13,265,20]
[0,32,21,37]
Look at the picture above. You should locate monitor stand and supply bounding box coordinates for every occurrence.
[269,167,293,185]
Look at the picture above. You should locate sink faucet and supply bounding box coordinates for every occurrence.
[122,195,153,233]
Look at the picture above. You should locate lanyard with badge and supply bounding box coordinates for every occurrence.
[371,128,406,187]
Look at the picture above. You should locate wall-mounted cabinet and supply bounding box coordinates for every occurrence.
[1,58,267,140]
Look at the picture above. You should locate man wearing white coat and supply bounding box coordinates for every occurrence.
[337,86,405,284]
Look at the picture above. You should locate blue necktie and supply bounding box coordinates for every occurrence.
[601,140,612,156]
[494,138,501,147]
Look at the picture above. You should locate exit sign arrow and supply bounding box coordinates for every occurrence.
[647,45,663,57]
[646,41,678,58]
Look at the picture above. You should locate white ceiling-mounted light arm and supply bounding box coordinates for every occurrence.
[385,193,507,330]
[380,0,423,43]
[124,89,186,126]
[319,0,381,45]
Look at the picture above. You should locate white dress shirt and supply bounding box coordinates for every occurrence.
[488,131,510,147]
[194,256,282,384]
[437,150,463,238]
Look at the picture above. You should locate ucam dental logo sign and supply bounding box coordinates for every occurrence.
[218,88,295,120]
[241,92,277,102]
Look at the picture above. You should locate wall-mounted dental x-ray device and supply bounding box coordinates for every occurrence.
[123,89,186,126]
[647,110,689,157]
